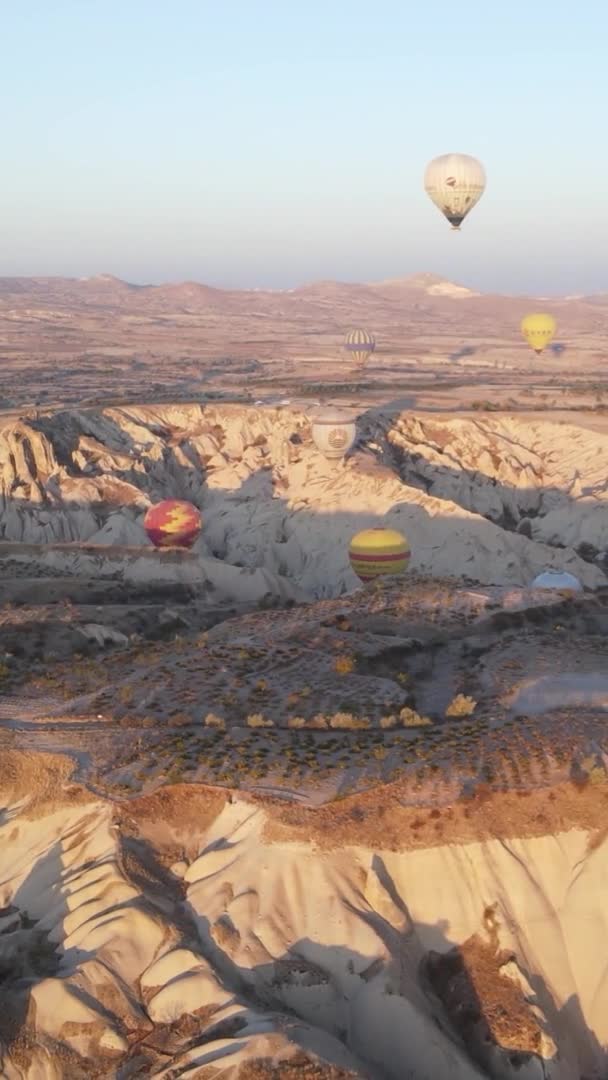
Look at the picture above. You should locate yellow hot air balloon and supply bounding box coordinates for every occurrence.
[344,328,375,368]
[348,527,410,583]
[424,153,486,230]
[520,313,556,355]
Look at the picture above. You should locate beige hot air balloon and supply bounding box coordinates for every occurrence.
[310,406,357,460]
[520,313,556,355]
[424,154,486,230]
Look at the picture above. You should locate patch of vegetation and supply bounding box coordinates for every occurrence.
[204,713,225,728]
[329,713,370,730]
[400,707,432,727]
[246,713,274,728]
[334,654,356,675]
[446,694,477,718]
[380,715,398,729]
[471,400,503,412]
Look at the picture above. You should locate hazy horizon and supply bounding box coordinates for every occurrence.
[1,267,605,301]
[4,0,607,295]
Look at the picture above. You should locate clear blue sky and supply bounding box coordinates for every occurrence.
[2,0,607,294]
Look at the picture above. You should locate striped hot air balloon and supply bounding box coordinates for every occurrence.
[349,527,410,583]
[144,500,202,549]
[344,328,375,368]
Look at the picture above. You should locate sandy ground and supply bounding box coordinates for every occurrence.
[2,394,608,1077]
[1,269,608,414]
[2,569,608,1077]
[1,749,608,1079]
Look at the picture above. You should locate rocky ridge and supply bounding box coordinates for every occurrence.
[0,404,605,602]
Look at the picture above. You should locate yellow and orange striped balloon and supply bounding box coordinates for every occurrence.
[348,527,410,583]
[144,499,201,549]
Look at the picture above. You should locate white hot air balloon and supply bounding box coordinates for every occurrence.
[310,406,357,460]
[424,153,486,230]
[531,570,583,592]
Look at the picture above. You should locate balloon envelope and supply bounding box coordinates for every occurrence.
[531,570,582,592]
[521,313,556,355]
[310,407,357,459]
[144,500,201,549]
[344,328,375,368]
[424,153,486,229]
[349,527,410,583]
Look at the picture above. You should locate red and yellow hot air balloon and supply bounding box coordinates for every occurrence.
[144,500,201,549]
[349,527,410,583]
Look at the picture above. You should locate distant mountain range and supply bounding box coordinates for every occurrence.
[1,270,608,311]
[1,273,606,392]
